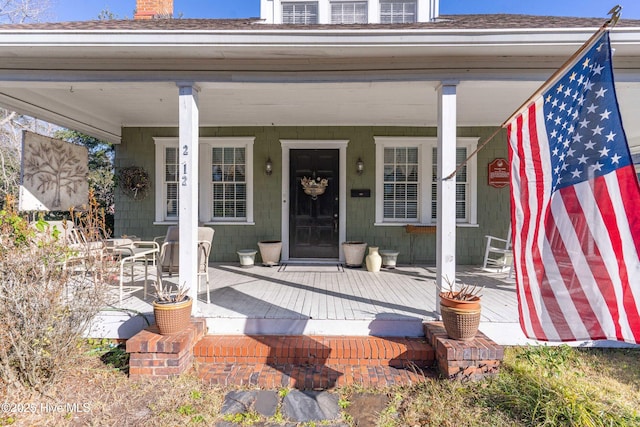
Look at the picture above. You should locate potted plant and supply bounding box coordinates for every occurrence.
[257,240,282,266]
[342,241,367,268]
[439,284,482,341]
[152,282,192,335]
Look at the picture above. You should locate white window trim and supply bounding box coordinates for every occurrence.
[374,136,478,226]
[153,136,255,225]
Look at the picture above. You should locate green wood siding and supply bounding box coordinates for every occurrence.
[114,126,510,264]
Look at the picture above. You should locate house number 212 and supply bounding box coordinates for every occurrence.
[181,145,189,186]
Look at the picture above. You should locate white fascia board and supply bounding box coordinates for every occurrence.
[1,27,640,51]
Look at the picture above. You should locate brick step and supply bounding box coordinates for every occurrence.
[198,362,436,389]
[193,335,435,368]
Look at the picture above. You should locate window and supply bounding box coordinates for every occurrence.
[154,137,254,224]
[375,137,478,225]
[282,2,318,24]
[383,146,419,220]
[211,147,247,220]
[380,0,416,23]
[431,146,473,223]
[155,139,180,222]
[331,1,367,24]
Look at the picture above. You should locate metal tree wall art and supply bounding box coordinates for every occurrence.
[19,131,89,211]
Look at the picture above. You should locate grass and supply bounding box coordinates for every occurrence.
[0,343,638,426]
[384,345,640,427]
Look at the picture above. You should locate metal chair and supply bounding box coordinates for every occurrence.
[197,227,215,303]
[156,226,215,303]
[47,220,106,271]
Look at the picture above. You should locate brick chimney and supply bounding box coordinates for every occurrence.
[134,0,173,20]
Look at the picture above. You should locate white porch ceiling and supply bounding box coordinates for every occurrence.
[2,79,640,148]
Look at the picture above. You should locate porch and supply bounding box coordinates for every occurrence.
[91,262,524,345]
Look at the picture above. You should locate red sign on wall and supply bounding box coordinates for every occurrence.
[488,158,510,188]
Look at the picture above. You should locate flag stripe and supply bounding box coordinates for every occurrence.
[558,184,616,339]
[539,217,591,340]
[509,102,548,341]
[602,169,640,341]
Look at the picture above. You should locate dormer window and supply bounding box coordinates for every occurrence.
[331,1,367,24]
[380,0,417,23]
[282,2,319,24]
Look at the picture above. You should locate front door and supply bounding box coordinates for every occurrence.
[289,149,339,259]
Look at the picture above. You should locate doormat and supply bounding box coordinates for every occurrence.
[277,263,345,273]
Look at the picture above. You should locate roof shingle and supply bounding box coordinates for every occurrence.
[1,14,639,31]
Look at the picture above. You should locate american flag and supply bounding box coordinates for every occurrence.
[506,31,640,343]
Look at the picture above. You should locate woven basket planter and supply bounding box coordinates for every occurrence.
[153,297,193,335]
[440,305,481,341]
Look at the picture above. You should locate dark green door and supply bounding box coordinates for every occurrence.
[289,149,339,259]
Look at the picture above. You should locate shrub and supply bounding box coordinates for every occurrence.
[0,194,117,392]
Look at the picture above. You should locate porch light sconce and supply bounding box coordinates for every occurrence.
[265,157,273,176]
[356,157,364,175]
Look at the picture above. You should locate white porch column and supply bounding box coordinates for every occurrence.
[177,83,200,313]
[436,80,459,313]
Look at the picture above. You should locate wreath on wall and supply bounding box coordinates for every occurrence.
[118,166,151,200]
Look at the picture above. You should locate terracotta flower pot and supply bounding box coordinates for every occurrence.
[439,291,481,311]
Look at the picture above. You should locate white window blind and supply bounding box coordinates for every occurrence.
[211,147,247,220]
[164,146,179,219]
[375,136,478,226]
[282,2,319,24]
[331,2,367,24]
[431,147,469,222]
[154,137,254,224]
[380,0,416,23]
[383,146,419,220]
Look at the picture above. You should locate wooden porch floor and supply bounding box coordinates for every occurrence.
[94,262,521,343]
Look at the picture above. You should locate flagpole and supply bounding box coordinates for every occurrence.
[443,6,622,181]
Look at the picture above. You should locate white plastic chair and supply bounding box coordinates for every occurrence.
[482,225,513,276]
